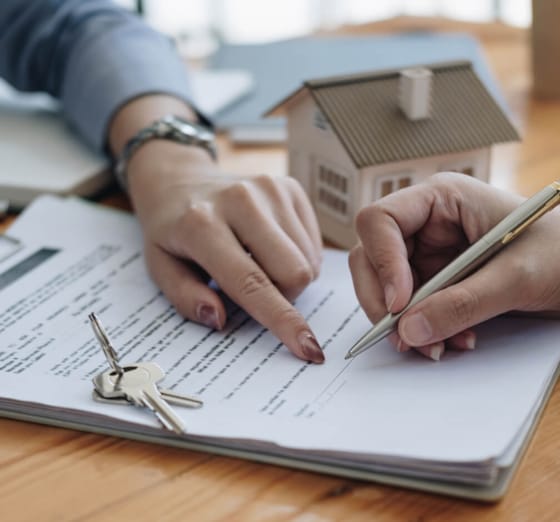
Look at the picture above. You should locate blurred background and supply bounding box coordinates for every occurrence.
[116,0,530,54]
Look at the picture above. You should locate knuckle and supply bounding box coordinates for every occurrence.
[435,185,463,221]
[507,255,543,305]
[238,269,272,298]
[355,205,379,237]
[511,253,538,281]
[372,249,393,277]
[447,286,479,327]
[291,264,314,287]
[183,202,215,231]
[430,171,471,193]
[348,245,363,270]
[430,171,461,184]
[282,175,304,194]
[254,173,277,189]
[256,175,289,201]
[227,180,255,205]
[280,264,314,297]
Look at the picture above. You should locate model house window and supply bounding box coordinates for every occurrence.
[377,174,412,199]
[317,164,350,221]
[380,180,392,197]
[398,177,412,188]
[313,109,330,131]
[318,188,347,214]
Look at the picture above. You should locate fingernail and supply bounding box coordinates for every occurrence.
[298,332,325,364]
[401,312,432,344]
[389,332,401,352]
[448,330,477,351]
[196,303,221,330]
[416,342,444,361]
[464,331,476,350]
[429,343,444,361]
[396,337,411,353]
[384,284,396,312]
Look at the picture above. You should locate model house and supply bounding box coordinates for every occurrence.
[266,60,520,249]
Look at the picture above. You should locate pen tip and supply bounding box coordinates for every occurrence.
[344,352,353,360]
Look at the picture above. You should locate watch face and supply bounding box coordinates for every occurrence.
[171,117,214,141]
[172,118,197,137]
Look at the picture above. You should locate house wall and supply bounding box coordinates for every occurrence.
[286,96,361,249]
[358,148,491,207]
[286,96,492,249]
[287,96,357,190]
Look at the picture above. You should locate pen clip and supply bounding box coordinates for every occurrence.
[502,183,560,244]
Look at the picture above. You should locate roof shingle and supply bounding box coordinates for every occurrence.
[295,61,520,168]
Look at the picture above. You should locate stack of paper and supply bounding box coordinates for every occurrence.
[1,196,559,501]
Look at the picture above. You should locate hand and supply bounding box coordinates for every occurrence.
[349,172,560,360]
[126,140,325,363]
[108,95,324,363]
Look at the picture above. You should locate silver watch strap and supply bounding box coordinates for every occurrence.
[113,115,216,191]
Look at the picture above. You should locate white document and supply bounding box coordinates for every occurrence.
[1,196,560,498]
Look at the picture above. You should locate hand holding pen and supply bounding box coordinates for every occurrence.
[347,173,560,361]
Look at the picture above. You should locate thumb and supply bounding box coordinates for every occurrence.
[397,265,517,347]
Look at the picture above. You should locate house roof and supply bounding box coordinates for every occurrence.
[266,61,520,169]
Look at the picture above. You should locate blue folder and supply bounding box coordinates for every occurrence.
[209,33,509,143]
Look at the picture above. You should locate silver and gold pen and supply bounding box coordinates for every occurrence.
[345,181,560,360]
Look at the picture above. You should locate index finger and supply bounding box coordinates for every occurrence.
[190,224,325,364]
[355,184,436,313]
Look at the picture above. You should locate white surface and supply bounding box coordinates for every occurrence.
[1,196,560,486]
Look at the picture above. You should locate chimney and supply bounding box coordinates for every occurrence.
[398,67,433,121]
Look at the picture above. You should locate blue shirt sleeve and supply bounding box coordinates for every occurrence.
[0,0,194,153]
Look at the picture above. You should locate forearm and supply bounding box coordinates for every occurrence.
[108,93,217,203]
[0,0,193,153]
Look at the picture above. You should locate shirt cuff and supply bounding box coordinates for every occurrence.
[61,22,194,153]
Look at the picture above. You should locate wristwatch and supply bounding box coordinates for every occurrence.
[114,115,217,189]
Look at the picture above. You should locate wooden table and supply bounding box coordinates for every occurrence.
[1,18,560,522]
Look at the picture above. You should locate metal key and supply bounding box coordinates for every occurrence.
[92,387,203,409]
[94,361,188,434]
[89,312,124,376]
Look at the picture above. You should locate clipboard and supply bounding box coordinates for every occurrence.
[1,196,560,503]
[3,361,559,503]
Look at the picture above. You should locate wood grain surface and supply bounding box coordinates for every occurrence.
[1,17,559,522]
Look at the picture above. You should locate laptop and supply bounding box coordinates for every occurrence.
[0,68,253,210]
